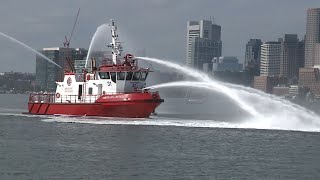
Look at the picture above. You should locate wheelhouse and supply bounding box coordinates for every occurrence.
[97,69,149,83]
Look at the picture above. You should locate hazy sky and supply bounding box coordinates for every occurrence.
[0,0,319,73]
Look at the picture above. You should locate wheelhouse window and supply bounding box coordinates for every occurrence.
[140,72,149,81]
[110,72,117,83]
[126,72,133,80]
[132,72,141,81]
[99,72,110,79]
[117,72,126,80]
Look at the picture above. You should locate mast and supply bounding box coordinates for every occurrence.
[108,19,122,65]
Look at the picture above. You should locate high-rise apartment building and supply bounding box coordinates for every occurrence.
[35,47,87,91]
[186,20,222,70]
[305,8,320,67]
[299,67,320,95]
[260,42,281,76]
[244,39,262,75]
[315,43,320,67]
[279,34,304,80]
[189,38,222,70]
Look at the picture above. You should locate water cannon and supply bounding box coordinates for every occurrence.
[142,87,151,92]
[125,54,134,59]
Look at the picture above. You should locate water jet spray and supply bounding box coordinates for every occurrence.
[0,32,62,68]
[139,57,320,131]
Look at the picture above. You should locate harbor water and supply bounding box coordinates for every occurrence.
[0,94,320,179]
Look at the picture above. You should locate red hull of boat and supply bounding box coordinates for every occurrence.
[27,92,163,118]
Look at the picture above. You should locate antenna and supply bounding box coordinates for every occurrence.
[108,19,123,65]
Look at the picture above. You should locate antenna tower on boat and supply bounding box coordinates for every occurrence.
[108,19,123,65]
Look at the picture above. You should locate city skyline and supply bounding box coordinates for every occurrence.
[0,0,319,72]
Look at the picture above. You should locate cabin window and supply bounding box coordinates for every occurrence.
[140,72,148,81]
[126,72,133,80]
[132,72,141,81]
[99,72,110,79]
[88,87,93,95]
[110,72,117,83]
[117,72,126,80]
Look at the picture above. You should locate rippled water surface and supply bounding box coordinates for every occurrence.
[0,94,319,179]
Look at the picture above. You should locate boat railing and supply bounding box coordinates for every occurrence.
[28,90,153,104]
[28,93,100,104]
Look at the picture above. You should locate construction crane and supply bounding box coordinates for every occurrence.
[64,8,80,73]
[64,8,80,48]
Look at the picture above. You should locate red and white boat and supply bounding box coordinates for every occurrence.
[27,20,163,118]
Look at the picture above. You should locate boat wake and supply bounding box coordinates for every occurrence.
[40,116,320,133]
[0,111,318,132]
[0,112,42,118]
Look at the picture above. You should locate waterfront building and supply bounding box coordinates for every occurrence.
[273,86,290,97]
[260,42,281,76]
[289,85,299,96]
[190,38,222,70]
[203,56,243,72]
[279,34,304,81]
[186,19,222,70]
[244,39,262,75]
[35,47,87,92]
[253,76,287,94]
[315,43,320,67]
[305,8,320,67]
[298,67,320,95]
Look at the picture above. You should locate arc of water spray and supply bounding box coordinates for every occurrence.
[137,57,211,82]
[137,57,320,130]
[85,24,109,68]
[137,57,261,117]
[0,32,62,68]
[144,81,260,117]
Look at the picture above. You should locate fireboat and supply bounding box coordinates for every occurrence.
[27,20,164,118]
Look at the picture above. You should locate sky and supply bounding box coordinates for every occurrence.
[0,0,319,73]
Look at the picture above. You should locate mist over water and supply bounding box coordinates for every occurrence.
[138,57,320,132]
[0,32,62,68]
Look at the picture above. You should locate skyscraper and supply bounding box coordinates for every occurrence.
[279,34,304,81]
[186,20,222,70]
[315,43,320,67]
[35,47,87,91]
[305,8,320,67]
[244,39,262,75]
[260,42,281,76]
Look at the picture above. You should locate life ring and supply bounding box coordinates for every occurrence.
[56,93,61,98]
